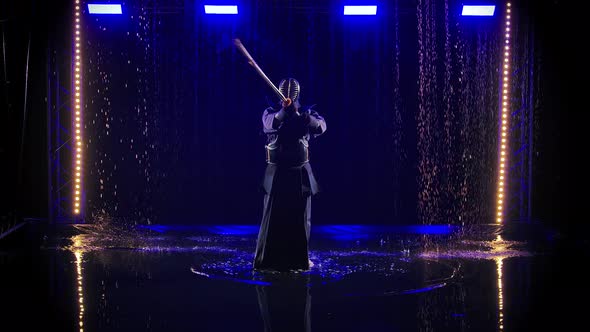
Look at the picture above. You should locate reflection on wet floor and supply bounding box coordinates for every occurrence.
[60,223,531,291]
[2,221,585,331]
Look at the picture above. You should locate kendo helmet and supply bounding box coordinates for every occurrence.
[278,78,301,107]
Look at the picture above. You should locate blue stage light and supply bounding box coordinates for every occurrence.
[87,4,123,14]
[343,5,377,15]
[204,5,238,14]
[461,5,496,16]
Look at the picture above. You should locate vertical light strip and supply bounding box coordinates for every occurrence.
[75,251,85,331]
[73,0,83,216]
[496,2,512,223]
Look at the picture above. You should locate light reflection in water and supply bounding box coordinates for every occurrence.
[71,235,86,332]
[64,223,524,332]
[496,257,504,331]
[494,235,505,332]
[74,250,85,332]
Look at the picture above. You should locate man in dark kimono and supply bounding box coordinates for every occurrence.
[253,78,327,271]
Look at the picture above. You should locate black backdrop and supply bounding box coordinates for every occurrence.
[4,0,583,232]
[82,0,502,225]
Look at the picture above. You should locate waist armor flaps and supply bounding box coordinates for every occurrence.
[265,139,309,165]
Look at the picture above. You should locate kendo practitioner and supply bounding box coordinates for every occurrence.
[253,78,327,271]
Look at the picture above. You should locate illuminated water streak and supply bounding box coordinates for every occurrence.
[84,2,158,224]
[416,0,441,226]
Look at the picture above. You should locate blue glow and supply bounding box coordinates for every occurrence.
[137,225,191,233]
[138,225,168,233]
[314,225,457,240]
[203,225,258,235]
[314,225,371,240]
[204,5,238,14]
[343,5,377,15]
[394,282,447,294]
[403,225,456,235]
[137,224,259,235]
[67,223,475,291]
[461,5,495,16]
[138,224,457,238]
[87,4,123,14]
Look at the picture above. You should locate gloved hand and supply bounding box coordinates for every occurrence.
[274,98,294,122]
[282,98,292,108]
[282,98,297,114]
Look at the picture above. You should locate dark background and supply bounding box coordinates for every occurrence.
[0,0,584,235]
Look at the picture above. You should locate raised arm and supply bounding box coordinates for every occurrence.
[262,107,280,132]
[306,108,326,136]
[262,98,297,132]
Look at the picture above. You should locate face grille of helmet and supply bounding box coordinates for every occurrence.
[279,78,300,102]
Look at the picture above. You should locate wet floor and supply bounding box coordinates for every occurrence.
[1,221,588,331]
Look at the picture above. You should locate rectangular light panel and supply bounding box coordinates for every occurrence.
[343,5,377,15]
[87,4,123,14]
[461,5,496,16]
[204,5,238,14]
